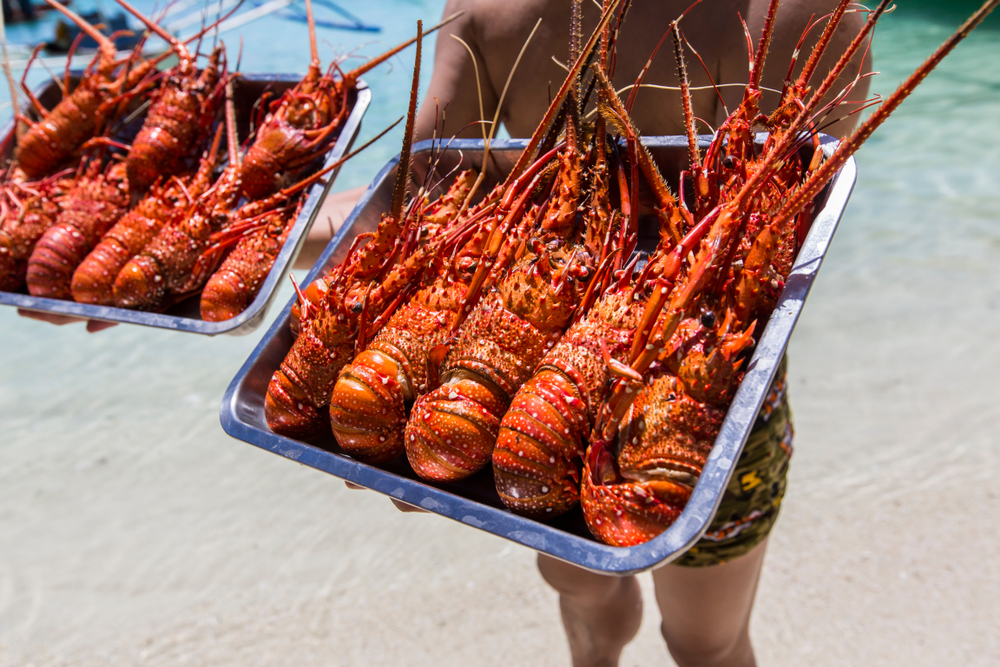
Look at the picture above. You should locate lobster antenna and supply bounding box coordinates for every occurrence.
[115,0,245,66]
[344,12,462,82]
[43,0,115,59]
[671,22,699,169]
[114,0,192,62]
[731,0,892,212]
[792,0,851,95]
[748,0,781,92]
[305,0,320,72]
[389,20,422,221]
[505,0,622,186]
[570,0,583,112]
[772,0,1000,230]
[225,77,240,167]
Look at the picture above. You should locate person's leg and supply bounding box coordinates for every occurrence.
[652,536,769,667]
[537,553,643,667]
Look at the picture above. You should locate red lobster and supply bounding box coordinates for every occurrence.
[25,157,129,299]
[0,169,75,291]
[401,1,625,482]
[265,21,439,438]
[579,0,999,546]
[113,0,231,195]
[13,0,159,179]
[71,125,225,305]
[238,2,461,200]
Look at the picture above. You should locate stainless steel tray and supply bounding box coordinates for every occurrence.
[220,137,857,573]
[0,73,370,336]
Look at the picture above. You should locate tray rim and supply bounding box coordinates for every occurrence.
[220,135,857,574]
[0,73,371,337]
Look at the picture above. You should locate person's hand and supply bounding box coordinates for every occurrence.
[17,309,118,333]
[344,481,429,513]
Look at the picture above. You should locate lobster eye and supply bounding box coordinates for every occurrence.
[350,302,363,313]
[722,156,735,169]
[700,310,716,328]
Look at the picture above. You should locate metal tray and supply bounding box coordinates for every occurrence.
[0,73,370,336]
[220,137,857,573]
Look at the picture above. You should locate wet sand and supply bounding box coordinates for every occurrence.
[2,191,998,666]
[2,3,999,666]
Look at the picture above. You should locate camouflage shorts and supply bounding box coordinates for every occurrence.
[673,357,794,568]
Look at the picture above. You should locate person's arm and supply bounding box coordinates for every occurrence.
[717,0,872,139]
[414,0,498,143]
[297,1,492,272]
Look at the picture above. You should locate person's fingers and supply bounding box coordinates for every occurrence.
[86,320,118,333]
[390,499,429,513]
[343,481,429,513]
[18,309,80,325]
[18,309,118,332]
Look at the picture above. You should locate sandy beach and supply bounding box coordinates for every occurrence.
[1,2,999,665]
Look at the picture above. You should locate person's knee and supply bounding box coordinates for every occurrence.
[536,553,632,603]
[661,622,752,667]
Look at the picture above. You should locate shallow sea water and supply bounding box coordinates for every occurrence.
[1,2,998,666]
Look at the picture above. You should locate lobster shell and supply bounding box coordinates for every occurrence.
[26,162,129,299]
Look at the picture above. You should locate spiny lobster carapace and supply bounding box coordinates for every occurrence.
[115,0,230,196]
[578,0,1000,547]
[402,0,626,483]
[265,21,433,439]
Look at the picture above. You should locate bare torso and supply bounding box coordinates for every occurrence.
[415,0,870,141]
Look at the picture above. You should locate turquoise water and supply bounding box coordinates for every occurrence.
[835,1,1000,272]
[0,4,999,663]
[0,0,450,190]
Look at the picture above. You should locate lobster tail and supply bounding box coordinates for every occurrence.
[405,376,507,482]
[493,368,588,518]
[330,350,409,463]
[580,462,691,547]
[27,220,101,298]
[71,236,131,305]
[200,268,251,322]
[113,254,167,310]
[265,317,355,438]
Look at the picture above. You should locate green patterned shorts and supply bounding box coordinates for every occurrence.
[673,357,793,568]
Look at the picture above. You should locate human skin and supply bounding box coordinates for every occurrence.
[322,2,869,664]
[298,0,871,268]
